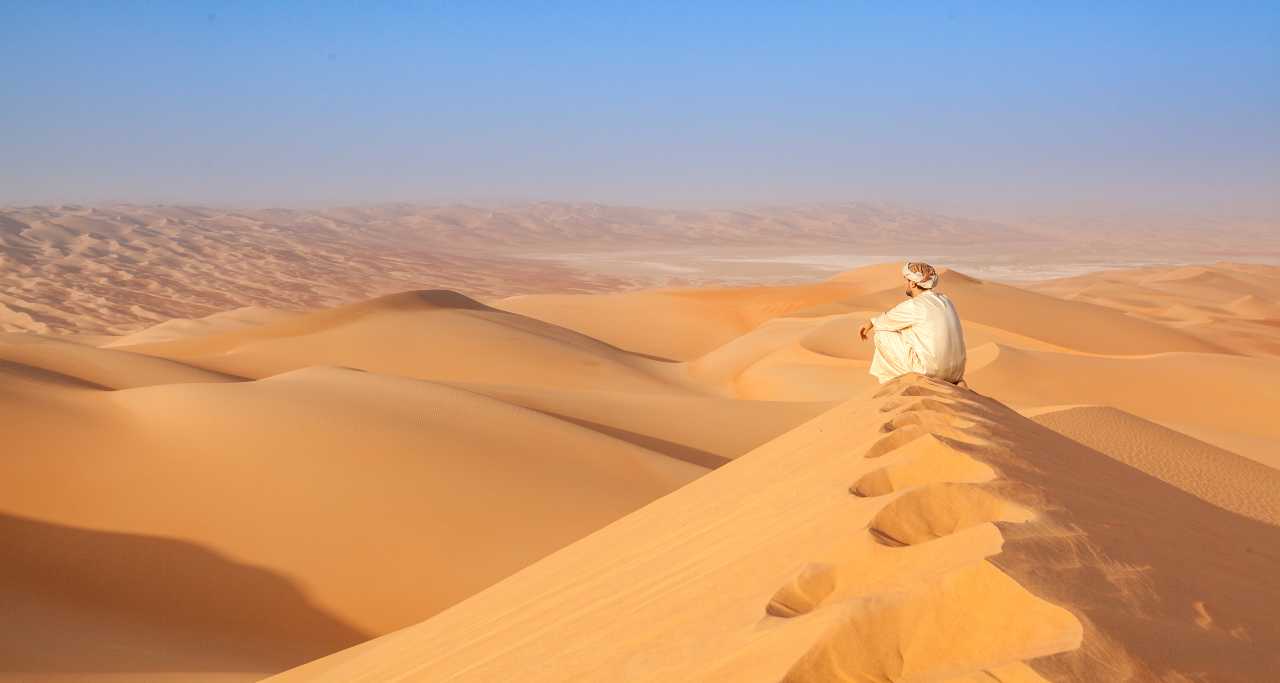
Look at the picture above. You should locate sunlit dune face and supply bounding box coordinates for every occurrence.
[2,241,1278,682]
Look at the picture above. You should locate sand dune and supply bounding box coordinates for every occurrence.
[967,343,1280,467]
[1029,405,1280,525]
[500,262,1226,360]
[102,307,292,347]
[1,512,362,683]
[268,376,1280,682]
[119,290,699,394]
[0,204,636,336]
[685,309,1088,401]
[828,264,1229,356]
[6,259,1279,681]
[2,363,704,677]
[440,382,832,465]
[497,281,876,359]
[8,202,1271,338]
[0,333,239,389]
[3,203,995,337]
[1031,263,1280,356]
[498,264,1226,372]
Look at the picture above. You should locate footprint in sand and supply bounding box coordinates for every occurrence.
[867,482,1034,547]
[769,389,1024,617]
[851,432,995,497]
[769,381,1077,682]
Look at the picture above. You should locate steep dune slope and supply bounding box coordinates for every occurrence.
[0,333,239,388]
[120,290,697,394]
[101,306,292,347]
[497,281,873,360]
[1,512,364,683]
[445,383,832,465]
[8,259,1280,682]
[967,343,1280,467]
[1,364,704,679]
[685,315,877,401]
[1029,405,1280,525]
[269,376,1280,682]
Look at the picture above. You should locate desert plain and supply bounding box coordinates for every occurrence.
[2,202,1279,682]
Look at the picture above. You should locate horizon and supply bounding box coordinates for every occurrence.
[5,5,1280,676]
[4,196,1277,227]
[3,3,1277,216]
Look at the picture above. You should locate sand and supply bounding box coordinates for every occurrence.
[5,202,1274,337]
[4,256,1279,681]
[266,377,1280,682]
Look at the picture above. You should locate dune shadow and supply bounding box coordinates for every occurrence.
[954,396,1280,680]
[0,511,369,675]
[0,359,111,390]
[526,409,731,469]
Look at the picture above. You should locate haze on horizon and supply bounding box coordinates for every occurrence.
[2,2,1277,217]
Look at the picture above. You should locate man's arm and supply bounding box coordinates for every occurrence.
[860,299,919,340]
[871,299,920,332]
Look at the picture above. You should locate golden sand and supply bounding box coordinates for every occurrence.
[3,260,1278,681]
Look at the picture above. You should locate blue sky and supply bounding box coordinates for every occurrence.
[2,2,1276,212]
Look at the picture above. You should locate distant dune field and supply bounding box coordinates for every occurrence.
[3,205,1279,681]
[4,202,1275,336]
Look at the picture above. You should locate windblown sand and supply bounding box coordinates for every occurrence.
[3,252,1278,681]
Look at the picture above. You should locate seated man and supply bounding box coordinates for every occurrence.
[859,262,967,384]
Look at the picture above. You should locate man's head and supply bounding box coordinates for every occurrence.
[902,261,939,297]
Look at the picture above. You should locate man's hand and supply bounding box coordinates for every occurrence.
[859,319,874,341]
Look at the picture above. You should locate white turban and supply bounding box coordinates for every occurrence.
[902,262,938,289]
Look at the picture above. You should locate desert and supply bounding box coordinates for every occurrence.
[3,203,1278,680]
[7,3,1280,681]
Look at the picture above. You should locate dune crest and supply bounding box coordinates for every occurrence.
[269,374,1280,682]
[1031,263,1280,357]
[101,306,292,347]
[117,289,701,394]
[1029,405,1280,525]
[6,259,1278,681]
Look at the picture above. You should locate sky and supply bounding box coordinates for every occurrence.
[2,2,1277,214]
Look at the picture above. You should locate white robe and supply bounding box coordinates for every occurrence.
[869,291,967,384]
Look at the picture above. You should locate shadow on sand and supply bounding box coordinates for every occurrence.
[0,511,369,677]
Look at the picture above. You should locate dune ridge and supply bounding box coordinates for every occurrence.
[5,260,1278,681]
[1031,262,1280,357]
[117,290,700,394]
[498,262,1228,360]
[966,342,1280,467]
[268,375,1280,682]
[0,362,715,677]
[1029,405,1280,526]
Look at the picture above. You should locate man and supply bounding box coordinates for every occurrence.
[858,262,967,384]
